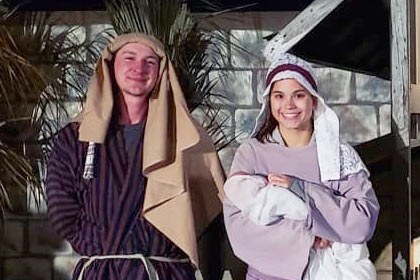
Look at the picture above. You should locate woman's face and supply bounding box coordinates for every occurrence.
[269,79,317,133]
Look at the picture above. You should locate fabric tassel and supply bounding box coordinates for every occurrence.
[83,142,95,179]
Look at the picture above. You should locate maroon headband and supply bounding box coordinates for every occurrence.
[266,64,318,91]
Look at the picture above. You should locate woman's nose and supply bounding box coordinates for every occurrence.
[284,96,296,108]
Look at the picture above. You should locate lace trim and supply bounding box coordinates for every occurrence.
[339,143,369,177]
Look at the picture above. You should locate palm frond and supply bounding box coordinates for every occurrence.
[106,0,236,151]
[0,4,102,215]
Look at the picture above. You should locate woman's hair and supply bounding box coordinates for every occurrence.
[255,93,278,144]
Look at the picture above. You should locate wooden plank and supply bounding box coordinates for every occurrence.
[392,0,410,147]
[265,0,344,58]
[410,84,420,113]
[391,0,411,279]
[416,0,420,84]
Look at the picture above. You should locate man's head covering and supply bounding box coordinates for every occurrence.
[75,33,225,266]
[252,53,341,182]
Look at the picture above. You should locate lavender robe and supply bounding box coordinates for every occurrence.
[47,123,195,279]
[223,138,379,280]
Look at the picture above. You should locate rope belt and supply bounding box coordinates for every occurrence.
[77,253,190,280]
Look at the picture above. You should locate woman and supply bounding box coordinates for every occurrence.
[223,53,380,280]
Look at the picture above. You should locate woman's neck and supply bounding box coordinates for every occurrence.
[279,126,313,147]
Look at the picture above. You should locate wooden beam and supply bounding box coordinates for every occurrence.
[392,0,410,146]
[416,0,420,84]
[411,84,420,113]
[265,0,344,57]
[391,0,411,279]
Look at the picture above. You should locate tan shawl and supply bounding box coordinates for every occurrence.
[76,33,225,266]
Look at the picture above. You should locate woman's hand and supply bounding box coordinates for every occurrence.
[313,236,332,249]
[267,173,292,188]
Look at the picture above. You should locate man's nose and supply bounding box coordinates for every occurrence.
[132,60,149,74]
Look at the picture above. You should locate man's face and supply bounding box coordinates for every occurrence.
[113,43,160,97]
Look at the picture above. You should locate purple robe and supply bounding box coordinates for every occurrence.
[47,123,195,279]
[223,137,379,280]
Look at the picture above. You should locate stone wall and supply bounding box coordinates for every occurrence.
[212,25,390,173]
[0,11,391,280]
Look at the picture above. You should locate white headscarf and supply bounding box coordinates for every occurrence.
[251,53,341,182]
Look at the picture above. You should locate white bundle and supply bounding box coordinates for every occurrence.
[224,175,376,280]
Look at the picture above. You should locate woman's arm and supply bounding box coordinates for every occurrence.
[224,175,308,224]
[223,142,314,279]
[224,199,313,279]
[302,171,379,244]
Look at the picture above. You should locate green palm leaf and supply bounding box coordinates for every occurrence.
[106,0,234,151]
[0,2,102,218]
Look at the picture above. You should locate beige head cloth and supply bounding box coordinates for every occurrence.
[76,33,225,267]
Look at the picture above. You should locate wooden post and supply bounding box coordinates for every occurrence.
[266,0,344,55]
[410,0,420,114]
[391,0,411,279]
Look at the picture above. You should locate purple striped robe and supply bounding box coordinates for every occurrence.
[47,123,195,279]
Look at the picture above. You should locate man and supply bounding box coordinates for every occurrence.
[47,33,225,279]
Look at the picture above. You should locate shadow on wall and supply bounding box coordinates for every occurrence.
[0,213,80,280]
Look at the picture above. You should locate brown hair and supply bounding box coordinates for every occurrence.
[255,95,278,144]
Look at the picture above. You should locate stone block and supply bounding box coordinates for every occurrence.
[314,67,352,104]
[204,30,230,67]
[192,108,234,150]
[27,182,48,214]
[218,146,237,174]
[379,105,391,136]
[332,105,378,143]
[28,219,72,255]
[89,24,116,43]
[222,270,234,280]
[210,70,253,106]
[375,242,392,272]
[191,108,232,127]
[3,258,51,280]
[51,25,86,45]
[356,73,391,102]
[234,109,261,143]
[54,256,82,280]
[231,29,272,68]
[256,70,268,104]
[64,101,83,120]
[0,220,24,257]
[65,67,90,99]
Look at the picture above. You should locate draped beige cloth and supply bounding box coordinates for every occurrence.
[76,33,225,266]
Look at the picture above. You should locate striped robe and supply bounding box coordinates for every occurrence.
[47,123,195,279]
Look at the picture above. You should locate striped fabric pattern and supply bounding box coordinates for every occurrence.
[47,123,195,280]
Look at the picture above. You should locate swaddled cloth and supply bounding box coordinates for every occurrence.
[224,174,376,280]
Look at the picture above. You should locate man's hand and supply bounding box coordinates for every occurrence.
[267,173,292,188]
[313,236,332,249]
